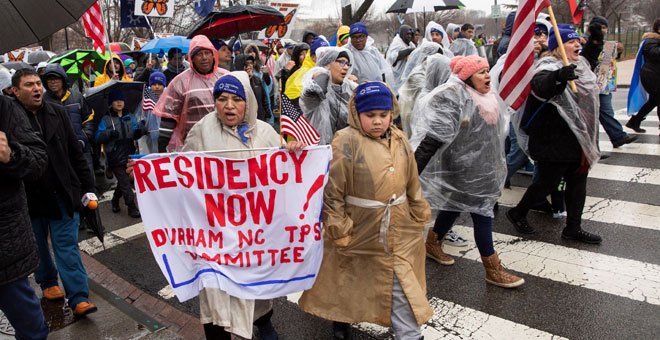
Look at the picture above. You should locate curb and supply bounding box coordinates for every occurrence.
[82,253,204,340]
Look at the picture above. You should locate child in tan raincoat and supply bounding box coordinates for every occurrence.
[299,82,433,340]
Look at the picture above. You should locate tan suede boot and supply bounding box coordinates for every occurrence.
[426,231,455,265]
[481,253,525,288]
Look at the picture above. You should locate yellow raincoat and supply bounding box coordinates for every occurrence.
[299,87,433,326]
[284,51,315,100]
[93,54,132,87]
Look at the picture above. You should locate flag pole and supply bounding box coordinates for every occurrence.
[278,77,284,148]
[547,6,578,93]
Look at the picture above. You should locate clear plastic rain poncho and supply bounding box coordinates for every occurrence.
[409,75,509,217]
[398,42,442,135]
[300,47,357,145]
[511,56,601,167]
[386,33,416,92]
[449,38,478,56]
[422,21,453,57]
[345,39,393,84]
[405,54,452,136]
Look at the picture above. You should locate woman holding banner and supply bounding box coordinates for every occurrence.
[182,71,303,340]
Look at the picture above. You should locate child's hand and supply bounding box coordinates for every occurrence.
[126,159,135,178]
[334,235,351,248]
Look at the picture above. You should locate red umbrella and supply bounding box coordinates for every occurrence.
[106,42,131,53]
[188,4,284,39]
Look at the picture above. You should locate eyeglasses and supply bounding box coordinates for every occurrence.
[335,59,352,68]
[351,34,367,41]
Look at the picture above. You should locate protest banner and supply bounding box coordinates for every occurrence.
[258,2,299,39]
[133,146,332,301]
[3,46,43,63]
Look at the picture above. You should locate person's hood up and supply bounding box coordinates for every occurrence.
[504,11,516,35]
[0,68,11,91]
[446,23,460,36]
[399,25,414,40]
[347,82,400,136]
[302,30,317,42]
[315,47,354,74]
[424,54,452,91]
[102,53,127,78]
[424,21,451,49]
[188,35,219,78]
[42,63,70,89]
[291,43,310,69]
[218,71,258,128]
[336,25,350,47]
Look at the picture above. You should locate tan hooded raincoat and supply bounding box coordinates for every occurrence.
[182,71,279,339]
[299,87,433,326]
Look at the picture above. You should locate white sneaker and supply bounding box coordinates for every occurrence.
[444,230,468,247]
[552,211,567,219]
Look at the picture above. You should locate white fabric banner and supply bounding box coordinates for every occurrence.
[134,146,332,301]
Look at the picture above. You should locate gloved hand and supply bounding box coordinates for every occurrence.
[557,64,578,82]
[109,130,120,139]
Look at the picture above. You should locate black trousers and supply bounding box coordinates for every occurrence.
[110,165,136,208]
[515,161,587,230]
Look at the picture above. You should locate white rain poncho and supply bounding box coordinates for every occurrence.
[409,76,509,217]
[386,33,416,92]
[512,56,601,167]
[398,43,444,135]
[423,21,453,56]
[345,40,393,85]
[450,38,478,56]
[300,47,357,145]
[406,54,453,136]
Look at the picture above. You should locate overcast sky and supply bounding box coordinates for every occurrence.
[298,0,518,19]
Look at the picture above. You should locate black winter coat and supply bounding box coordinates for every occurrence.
[0,96,48,285]
[640,33,660,96]
[521,69,583,163]
[21,100,95,218]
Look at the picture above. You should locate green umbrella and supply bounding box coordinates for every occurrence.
[49,49,108,81]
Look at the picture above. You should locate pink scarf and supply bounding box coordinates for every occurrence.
[466,86,500,125]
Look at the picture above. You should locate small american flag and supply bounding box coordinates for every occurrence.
[142,85,157,112]
[280,95,320,146]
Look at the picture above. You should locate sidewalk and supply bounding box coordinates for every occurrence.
[0,253,203,340]
[616,59,634,88]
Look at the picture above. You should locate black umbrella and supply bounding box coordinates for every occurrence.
[386,0,465,13]
[84,81,146,119]
[81,208,105,243]
[0,0,97,54]
[188,4,284,39]
[1,61,33,71]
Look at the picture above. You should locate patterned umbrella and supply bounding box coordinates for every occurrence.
[49,49,107,81]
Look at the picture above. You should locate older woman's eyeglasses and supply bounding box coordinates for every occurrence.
[334,59,352,68]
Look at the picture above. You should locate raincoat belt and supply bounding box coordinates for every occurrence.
[345,193,407,255]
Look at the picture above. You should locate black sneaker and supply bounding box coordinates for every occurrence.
[561,228,602,244]
[612,135,638,148]
[625,121,646,133]
[531,200,553,214]
[506,209,536,234]
[128,207,141,218]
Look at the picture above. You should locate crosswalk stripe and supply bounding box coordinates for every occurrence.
[500,186,660,231]
[446,224,660,306]
[604,126,658,136]
[79,222,144,256]
[286,286,567,339]
[589,163,660,185]
[599,141,660,156]
[614,113,658,122]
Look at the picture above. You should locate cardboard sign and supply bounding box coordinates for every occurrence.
[258,2,299,39]
[133,146,332,301]
[3,46,43,63]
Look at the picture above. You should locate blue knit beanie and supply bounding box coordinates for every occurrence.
[213,75,246,100]
[310,37,329,56]
[349,22,368,36]
[108,90,126,104]
[431,27,444,37]
[149,71,167,86]
[354,82,393,113]
[548,26,580,51]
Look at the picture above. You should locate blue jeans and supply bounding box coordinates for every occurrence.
[599,93,628,143]
[31,198,89,309]
[0,277,48,340]
[506,123,531,185]
[432,210,495,256]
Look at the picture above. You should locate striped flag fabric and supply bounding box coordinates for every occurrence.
[82,2,107,55]
[142,85,157,112]
[280,95,320,146]
[498,0,550,110]
[568,0,587,25]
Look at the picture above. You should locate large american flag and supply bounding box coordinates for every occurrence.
[142,85,157,112]
[280,95,320,146]
[82,2,107,55]
[498,0,550,110]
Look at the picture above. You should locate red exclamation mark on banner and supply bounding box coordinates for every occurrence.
[299,174,325,220]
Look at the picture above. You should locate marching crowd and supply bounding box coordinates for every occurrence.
[0,10,659,340]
